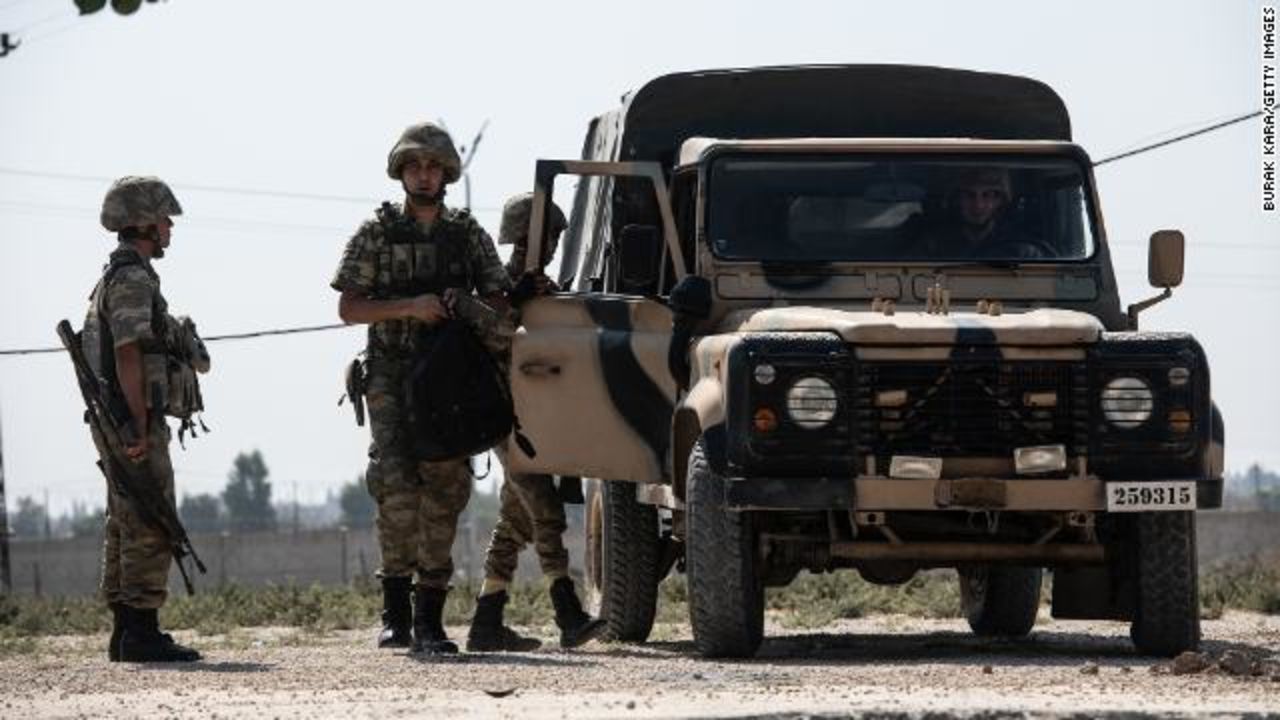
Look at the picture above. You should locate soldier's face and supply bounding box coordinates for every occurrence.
[148,217,173,258]
[957,184,1006,228]
[401,157,446,199]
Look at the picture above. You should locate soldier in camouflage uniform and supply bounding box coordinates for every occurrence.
[465,193,607,652]
[332,122,511,654]
[82,177,201,663]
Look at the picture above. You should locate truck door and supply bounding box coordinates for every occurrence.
[504,161,684,484]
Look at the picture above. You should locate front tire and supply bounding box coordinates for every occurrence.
[959,566,1043,637]
[686,440,764,658]
[1130,511,1200,656]
[584,479,660,643]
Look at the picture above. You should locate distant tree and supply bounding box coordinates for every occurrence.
[338,476,375,529]
[180,493,224,533]
[222,450,276,532]
[67,502,105,539]
[9,496,48,539]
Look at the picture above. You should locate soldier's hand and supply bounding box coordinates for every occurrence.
[533,273,558,294]
[408,293,450,325]
[125,438,148,462]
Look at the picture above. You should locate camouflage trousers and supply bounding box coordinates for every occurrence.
[481,445,569,592]
[90,418,175,610]
[365,353,472,588]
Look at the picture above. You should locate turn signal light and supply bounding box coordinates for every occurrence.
[753,408,778,433]
[1169,409,1192,434]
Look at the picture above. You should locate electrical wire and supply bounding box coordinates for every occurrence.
[1093,111,1262,167]
[0,107,1270,358]
[0,323,355,357]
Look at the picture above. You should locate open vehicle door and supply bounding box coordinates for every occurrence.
[505,160,684,484]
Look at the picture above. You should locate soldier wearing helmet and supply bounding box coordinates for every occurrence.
[331,122,510,654]
[80,176,202,663]
[934,167,1047,259]
[464,193,605,653]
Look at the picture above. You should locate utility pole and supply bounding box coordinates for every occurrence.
[459,120,489,212]
[0,403,12,593]
[438,118,489,211]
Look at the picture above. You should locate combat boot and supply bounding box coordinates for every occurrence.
[550,577,607,649]
[411,585,458,655]
[466,591,542,652]
[377,576,413,648]
[118,606,201,663]
[107,602,124,662]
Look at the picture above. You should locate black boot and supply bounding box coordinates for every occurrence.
[550,577,607,649]
[411,586,458,655]
[107,603,124,662]
[466,591,542,652]
[118,607,201,663]
[377,576,413,648]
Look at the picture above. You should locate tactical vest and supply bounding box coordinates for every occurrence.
[86,249,207,438]
[367,203,476,353]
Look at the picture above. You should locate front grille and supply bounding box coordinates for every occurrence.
[852,359,1089,458]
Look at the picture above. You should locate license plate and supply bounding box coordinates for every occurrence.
[1105,481,1197,512]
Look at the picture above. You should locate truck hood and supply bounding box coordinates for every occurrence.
[722,307,1103,345]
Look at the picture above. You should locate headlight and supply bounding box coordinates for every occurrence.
[785,376,838,429]
[1101,376,1153,428]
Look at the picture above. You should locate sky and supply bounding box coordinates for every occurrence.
[0,0,1275,515]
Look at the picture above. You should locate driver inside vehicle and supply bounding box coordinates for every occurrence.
[914,167,1048,260]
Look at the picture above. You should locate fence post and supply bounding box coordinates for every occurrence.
[340,526,349,585]
[218,531,228,587]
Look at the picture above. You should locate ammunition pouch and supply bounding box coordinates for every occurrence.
[161,316,211,445]
[341,356,368,426]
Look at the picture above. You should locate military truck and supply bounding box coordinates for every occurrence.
[504,65,1225,658]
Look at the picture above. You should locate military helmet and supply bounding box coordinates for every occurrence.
[498,192,568,247]
[386,122,462,183]
[99,176,183,232]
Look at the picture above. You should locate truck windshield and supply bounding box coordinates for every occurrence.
[706,154,1096,263]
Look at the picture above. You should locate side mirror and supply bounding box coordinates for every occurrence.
[1148,229,1185,288]
[618,224,661,290]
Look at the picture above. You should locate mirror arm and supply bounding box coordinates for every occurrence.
[1126,287,1173,330]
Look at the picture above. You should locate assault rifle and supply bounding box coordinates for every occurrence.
[56,319,206,594]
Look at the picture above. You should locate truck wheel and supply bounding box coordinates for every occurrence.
[584,479,660,642]
[1130,511,1200,656]
[686,440,764,658]
[959,566,1042,637]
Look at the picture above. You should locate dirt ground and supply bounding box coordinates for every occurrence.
[3,611,1279,719]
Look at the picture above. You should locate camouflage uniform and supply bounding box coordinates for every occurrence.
[82,175,200,663]
[467,193,604,651]
[83,243,176,610]
[331,202,510,588]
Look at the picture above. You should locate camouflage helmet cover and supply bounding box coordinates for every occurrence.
[498,192,568,246]
[99,176,183,232]
[386,122,462,183]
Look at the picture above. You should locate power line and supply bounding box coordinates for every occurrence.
[1093,110,1262,167]
[0,170,502,212]
[0,323,354,357]
[0,105,1269,359]
[0,166,381,205]
[11,10,67,35]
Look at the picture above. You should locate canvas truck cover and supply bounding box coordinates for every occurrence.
[610,64,1072,167]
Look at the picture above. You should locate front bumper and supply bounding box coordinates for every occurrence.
[724,475,1223,511]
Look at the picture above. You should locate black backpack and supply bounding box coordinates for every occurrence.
[404,319,516,462]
